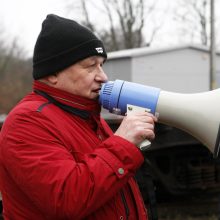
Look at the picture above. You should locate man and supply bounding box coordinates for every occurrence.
[0,14,157,219]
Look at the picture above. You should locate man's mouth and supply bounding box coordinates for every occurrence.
[92,88,101,93]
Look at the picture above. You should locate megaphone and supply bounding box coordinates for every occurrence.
[99,79,220,158]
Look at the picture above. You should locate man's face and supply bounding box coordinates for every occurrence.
[54,56,108,100]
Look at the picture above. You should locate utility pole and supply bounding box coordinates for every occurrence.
[210,0,216,90]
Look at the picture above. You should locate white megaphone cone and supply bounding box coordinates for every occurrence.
[156,90,220,156]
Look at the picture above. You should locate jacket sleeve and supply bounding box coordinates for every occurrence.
[1,111,144,219]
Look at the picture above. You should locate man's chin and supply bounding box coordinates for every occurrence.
[95,96,99,101]
[93,95,99,101]
[90,93,99,100]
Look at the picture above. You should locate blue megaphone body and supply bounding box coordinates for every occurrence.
[99,79,161,115]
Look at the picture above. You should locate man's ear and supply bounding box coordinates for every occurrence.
[44,74,58,85]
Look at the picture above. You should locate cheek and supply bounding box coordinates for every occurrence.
[57,71,95,96]
[56,75,78,94]
[72,80,91,96]
[81,76,94,88]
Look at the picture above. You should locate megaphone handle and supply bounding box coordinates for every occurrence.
[139,139,151,151]
[127,104,152,151]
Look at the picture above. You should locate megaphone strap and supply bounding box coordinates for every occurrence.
[214,124,220,158]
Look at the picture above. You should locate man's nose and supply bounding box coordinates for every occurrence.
[96,68,108,82]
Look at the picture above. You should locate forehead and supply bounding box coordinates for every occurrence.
[79,56,105,65]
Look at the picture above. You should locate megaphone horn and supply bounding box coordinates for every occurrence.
[99,80,220,158]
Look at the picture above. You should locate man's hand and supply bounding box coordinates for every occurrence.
[114,112,158,146]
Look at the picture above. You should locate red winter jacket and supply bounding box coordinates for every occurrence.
[0,81,148,220]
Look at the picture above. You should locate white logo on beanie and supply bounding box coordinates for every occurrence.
[95,47,103,53]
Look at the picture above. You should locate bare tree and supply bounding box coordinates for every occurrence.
[0,25,32,114]
[0,27,8,76]
[0,54,32,113]
[80,0,95,32]
[0,39,20,77]
[66,0,161,51]
[173,0,210,46]
[215,0,220,51]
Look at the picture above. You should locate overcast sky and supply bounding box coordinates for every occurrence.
[0,0,177,56]
[0,0,219,57]
[0,0,69,56]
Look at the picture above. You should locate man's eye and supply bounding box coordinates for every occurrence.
[88,63,96,67]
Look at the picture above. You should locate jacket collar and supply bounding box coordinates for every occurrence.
[33,80,101,115]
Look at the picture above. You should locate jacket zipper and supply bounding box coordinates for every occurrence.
[120,190,130,220]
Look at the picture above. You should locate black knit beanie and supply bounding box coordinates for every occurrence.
[32,14,107,79]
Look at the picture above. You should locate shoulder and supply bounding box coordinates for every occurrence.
[1,92,56,134]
